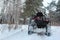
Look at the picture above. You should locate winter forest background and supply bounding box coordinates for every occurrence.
[0,0,60,26]
[0,0,60,40]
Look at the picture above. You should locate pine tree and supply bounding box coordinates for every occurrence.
[23,0,43,17]
[55,0,60,22]
[22,0,43,24]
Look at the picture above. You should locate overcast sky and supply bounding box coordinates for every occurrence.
[43,0,58,7]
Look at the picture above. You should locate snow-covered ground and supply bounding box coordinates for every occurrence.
[0,24,60,40]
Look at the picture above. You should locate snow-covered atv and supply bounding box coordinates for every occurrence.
[28,16,51,36]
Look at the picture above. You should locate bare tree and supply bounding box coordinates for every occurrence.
[1,0,22,31]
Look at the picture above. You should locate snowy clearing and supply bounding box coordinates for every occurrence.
[0,24,60,40]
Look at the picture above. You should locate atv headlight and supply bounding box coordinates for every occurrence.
[31,20,34,22]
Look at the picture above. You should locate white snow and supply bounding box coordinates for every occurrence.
[0,24,60,40]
